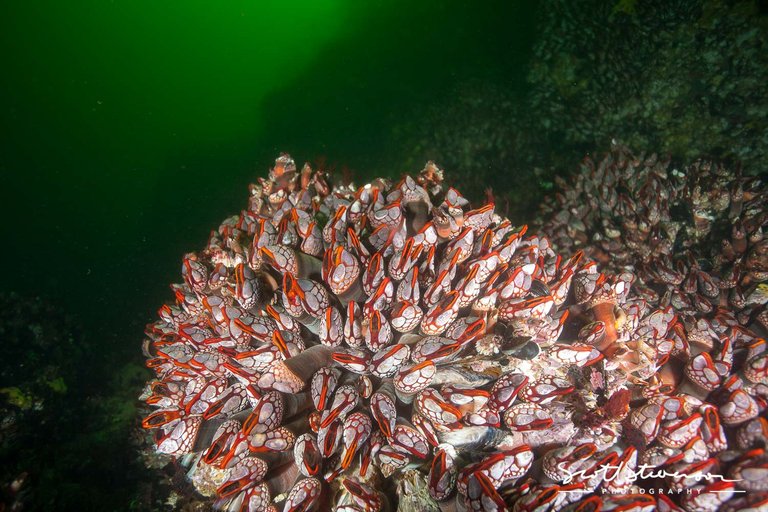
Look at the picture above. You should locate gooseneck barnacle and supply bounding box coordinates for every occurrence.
[140,152,768,511]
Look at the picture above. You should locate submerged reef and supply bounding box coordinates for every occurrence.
[538,143,768,328]
[528,0,768,173]
[0,293,82,510]
[396,0,768,221]
[0,292,175,511]
[140,154,768,511]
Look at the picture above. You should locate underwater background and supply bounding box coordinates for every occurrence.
[1,0,766,510]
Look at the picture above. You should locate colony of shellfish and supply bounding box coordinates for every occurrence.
[140,153,768,511]
[539,143,768,329]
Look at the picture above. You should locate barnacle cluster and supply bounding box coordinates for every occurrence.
[537,143,768,510]
[141,154,768,511]
[539,143,768,327]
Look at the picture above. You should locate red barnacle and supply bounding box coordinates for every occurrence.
[364,276,394,317]
[346,227,370,265]
[578,321,606,346]
[684,352,721,391]
[282,272,305,318]
[260,244,298,276]
[340,412,372,470]
[203,419,242,465]
[323,245,361,297]
[550,267,575,306]
[357,438,374,478]
[234,263,261,309]
[415,388,463,428]
[308,410,322,433]
[369,199,403,230]
[370,383,397,437]
[242,390,284,435]
[310,366,340,411]
[658,413,703,449]
[476,445,534,484]
[200,382,248,420]
[390,300,423,333]
[464,408,502,427]
[388,238,415,281]
[441,385,489,414]
[391,423,430,459]
[344,302,365,348]
[503,402,553,431]
[142,408,183,429]
[271,331,293,360]
[465,471,506,512]
[361,252,384,296]
[181,254,208,293]
[156,415,203,456]
[488,372,529,412]
[216,456,268,498]
[499,294,554,321]
[520,376,575,405]
[445,227,474,264]
[319,306,344,348]
[736,416,768,450]
[247,426,295,453]
[265,303,302,335]
[630,402,665,444]
[341,478,383,512]
[332,348,370,375]
[396,265,421,304]
[294,433,322,477]
[514,484,563,512]
[428,447,457,501]
[283,477,323,512]
[230,343,282,372]
[464,203,495,232]
[394,360,436,397]
[411,336,463,364]
[365,310,392,351]
[720,388,759,425]
[479,227,496,254]
[680,480,734,511]
[745,350,768,385]
[602,445,638,493]
[320,384,359,429]
[323,205,348,246]
[370,343,410,378]
[549,343,604,367]
[442,314,484,348]
[144,380,175,406]
[421,290,460,336]
[357,375,374,401]
[423,267,453,308]
[542,444,597,482]
[700,404,728,452]
[317,420,342,458]
[411,412,440,447]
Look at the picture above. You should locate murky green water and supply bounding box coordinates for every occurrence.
[1,0,536,346]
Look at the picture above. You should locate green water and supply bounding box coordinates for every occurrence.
[0,1,536,509]
[1,0,535,344]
